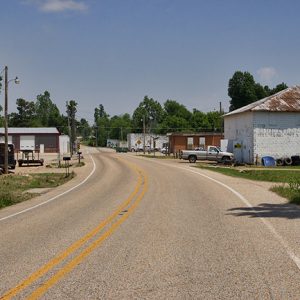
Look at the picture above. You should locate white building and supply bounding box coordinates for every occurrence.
[224,86,300,163]
[127,133,168,151]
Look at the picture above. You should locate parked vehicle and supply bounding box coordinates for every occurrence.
[18,150,44,167]
[0,143,16,170]
[180,146,234,163]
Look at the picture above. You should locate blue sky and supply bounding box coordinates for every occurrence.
[1,0,300,123]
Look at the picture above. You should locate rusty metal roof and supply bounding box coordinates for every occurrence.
[225,86,300,117]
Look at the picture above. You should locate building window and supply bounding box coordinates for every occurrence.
[187,137,193,150]
[199,137,205,147]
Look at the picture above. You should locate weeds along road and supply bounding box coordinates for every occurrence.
[1,147,300,299]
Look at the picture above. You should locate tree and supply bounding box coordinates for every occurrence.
[228,71,289,111]
[94,104,110,146]
[35,91,63,127]
[270,82,288,95]
[164,100,192,121]
[157,115,191,133]
[9,98,39,127]
[228,71,258,111]
[94,104,109,124]
[206,111,223,131]
[77,118,91,140]
[132,96,164,133]
[190,109,210,131]
[66,100,77,154]
[109,113,132,140]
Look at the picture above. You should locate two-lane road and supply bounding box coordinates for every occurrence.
[1,148,300,299]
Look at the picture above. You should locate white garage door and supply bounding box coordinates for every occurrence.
[20,135,35,150]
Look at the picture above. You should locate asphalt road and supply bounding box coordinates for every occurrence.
[1,147,300,299]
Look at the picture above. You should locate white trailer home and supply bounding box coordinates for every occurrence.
[127,133,168,152]
[224,86,300,164]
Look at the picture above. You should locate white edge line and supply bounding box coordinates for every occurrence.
[133,156,300,270]
[0,152,96,222]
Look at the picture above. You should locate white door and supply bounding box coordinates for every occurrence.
[40,144,44,154]
[20,135,35,150]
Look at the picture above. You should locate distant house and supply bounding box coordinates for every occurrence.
[0,128,60,153]
[167,132,223,154]
[224,86,300,163]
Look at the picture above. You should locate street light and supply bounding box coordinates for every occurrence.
[4,66,19,174]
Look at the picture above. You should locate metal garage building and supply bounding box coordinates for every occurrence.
[224,86,300,164]
[0,128,60,153]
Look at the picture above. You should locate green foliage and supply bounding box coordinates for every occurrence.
[271,185,300,204]
[158,115,191,133]
[35,91,64,127]
[132,96,164,133]
[228,71,288,111]
[269,82,288,95]
[77,118,91,140]
[228,71,258,111]
[288,176,300,191]
[66,100,78,152]
[0,173,74,209]
[198,165,300,183]
[94,104,110,146]
[164,100,192,120]
[109,113,132,140]
[9,98,39,127]
[190,109,210,131]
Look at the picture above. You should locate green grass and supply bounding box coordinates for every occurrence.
[271,186,300,204]
[198,164,300,204]
[197,165,300,183]
[0,173,75,209]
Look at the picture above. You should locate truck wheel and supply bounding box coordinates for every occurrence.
[189,155,197,163]
[222,156,230,162]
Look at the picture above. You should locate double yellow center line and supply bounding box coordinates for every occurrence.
[1,160,148,300]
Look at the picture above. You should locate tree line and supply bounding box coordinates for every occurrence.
[0,70,288,147]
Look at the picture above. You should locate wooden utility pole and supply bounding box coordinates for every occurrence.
[4,66,8,174]
[143,115,146,154]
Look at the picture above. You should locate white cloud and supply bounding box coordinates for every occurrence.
[25,0,88,13]
[257,67,277,83]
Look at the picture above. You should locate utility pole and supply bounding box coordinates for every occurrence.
[66,101,72,155]
[95,126,98,147]
[4,66,8,174]
[143,115,146,154]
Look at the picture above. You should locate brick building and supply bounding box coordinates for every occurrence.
[167,132,223,154]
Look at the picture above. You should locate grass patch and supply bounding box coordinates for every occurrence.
[197,165,300,183]
[271,186,300,204]
[0,172,75,209]
[198,164,300,204]
[73,162,85,167]
[271,176,300,204]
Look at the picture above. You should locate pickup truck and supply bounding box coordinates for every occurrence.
[179,146,234,163]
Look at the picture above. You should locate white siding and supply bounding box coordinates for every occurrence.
[253,112,300,160]
[59,135,70,155]
[224,112,254,163]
